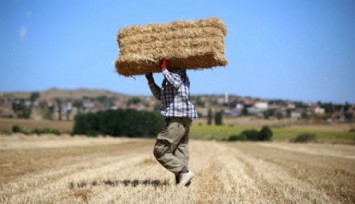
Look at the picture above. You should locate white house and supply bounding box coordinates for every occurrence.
[314,107,325,114]
[255,102,268,110]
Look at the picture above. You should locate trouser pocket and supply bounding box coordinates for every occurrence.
[157,122,185,144]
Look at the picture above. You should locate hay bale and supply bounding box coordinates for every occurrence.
[115,17,228,76]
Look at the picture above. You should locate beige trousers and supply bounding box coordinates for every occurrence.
[153,117,191,174]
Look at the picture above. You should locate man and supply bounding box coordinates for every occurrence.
[145,59,198,186]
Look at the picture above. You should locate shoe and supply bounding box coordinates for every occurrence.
[178,171,194,186]
[175,174,192,186]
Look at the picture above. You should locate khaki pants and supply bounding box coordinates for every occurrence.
[153,117,192,174]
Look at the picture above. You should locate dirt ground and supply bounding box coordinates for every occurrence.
[0,134,354,203]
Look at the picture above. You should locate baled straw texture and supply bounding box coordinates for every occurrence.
[115,17,228,76]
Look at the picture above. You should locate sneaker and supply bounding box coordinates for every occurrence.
[178,171,194,186]
[175,174,192,186]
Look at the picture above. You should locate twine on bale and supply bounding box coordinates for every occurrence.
[115,17,228,76]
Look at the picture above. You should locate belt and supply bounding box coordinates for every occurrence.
[165,117,192,127]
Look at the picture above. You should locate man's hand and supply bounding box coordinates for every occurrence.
[161,58,169,71]
[145,72,154,83]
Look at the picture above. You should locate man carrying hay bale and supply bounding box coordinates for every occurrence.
[115,17,227,186]
[146,59,197,186]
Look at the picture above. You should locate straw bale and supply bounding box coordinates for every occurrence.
[115,17,228,76]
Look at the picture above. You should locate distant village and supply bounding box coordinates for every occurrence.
[0,88,354,123]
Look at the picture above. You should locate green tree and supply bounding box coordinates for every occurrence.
[286,109,292,118]
[73,109,164,137]
[29,92,40,102]
[43,102,53,120]
[294,101,307,109]
[344,102,351,112]
[259,126,273,141]
[240,129,259,141]
[127,97,142,106]
[276,111,284,120]
[207,108,212,125]
[55,98,62,121]
[12,100,31,119]
[319,102,335,115]
[73,100,83,114]
[263,109,275,119]
[194,97,205,107]
[96,96,115,109]
[214,110,223,125]
[301,111,309,120]
[241,107,248,116]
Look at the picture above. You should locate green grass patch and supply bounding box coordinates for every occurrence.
[272,128,355,141]
[190,124,355,142]
[190,125,254,140]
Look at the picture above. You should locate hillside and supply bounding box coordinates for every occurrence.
[38,88,128,100]
[1,88,129,100]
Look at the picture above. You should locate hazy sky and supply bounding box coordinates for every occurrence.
[1,0,354,103]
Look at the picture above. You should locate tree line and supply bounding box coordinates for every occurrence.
[73,109,164,137]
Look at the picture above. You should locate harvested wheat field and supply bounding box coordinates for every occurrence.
[0,134,355,203]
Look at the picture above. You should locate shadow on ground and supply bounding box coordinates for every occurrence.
[69,179,170,189]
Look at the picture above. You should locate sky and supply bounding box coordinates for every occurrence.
[0,0,355,104]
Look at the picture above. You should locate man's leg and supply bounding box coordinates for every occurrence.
[153,121,186,174]
[174,143,189,169]
[174,123,191,184]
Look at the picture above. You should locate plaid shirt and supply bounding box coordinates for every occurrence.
[149,69,198,119]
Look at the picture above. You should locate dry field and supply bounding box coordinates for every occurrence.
[0,118,73,133]
[0,134,354,203]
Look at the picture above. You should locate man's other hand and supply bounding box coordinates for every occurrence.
[145,72,154,83]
